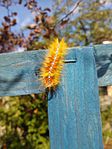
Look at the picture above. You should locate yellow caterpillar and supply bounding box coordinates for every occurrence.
[40,38,68,90]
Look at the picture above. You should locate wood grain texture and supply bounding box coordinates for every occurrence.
[48,47,104,149]
[0,44,112,96]
[0,50,45,96]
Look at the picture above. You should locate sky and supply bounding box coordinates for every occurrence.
[0,0,112,33]
[0,0,79,34]
[0,0,53,33]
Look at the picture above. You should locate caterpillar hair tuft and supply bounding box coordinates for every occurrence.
[40,38,68,90]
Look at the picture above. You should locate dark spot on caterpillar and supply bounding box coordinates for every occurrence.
[35,68,40,76]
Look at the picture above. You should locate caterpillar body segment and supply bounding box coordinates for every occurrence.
[40,38,68,90]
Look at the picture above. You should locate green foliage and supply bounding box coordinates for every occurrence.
[53,0,112,46]
[0,95,49,149]
[101,105,112,144]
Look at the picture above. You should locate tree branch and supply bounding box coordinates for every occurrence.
[55,0,82,28]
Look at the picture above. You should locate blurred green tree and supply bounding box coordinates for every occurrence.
[53,0,112,46]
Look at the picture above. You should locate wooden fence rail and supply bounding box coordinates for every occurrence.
[0,44,112,149]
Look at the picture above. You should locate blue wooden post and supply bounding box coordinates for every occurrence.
[1,44,112,149]
[48,47,104,149]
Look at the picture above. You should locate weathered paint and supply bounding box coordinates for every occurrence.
[0,45,106,149]
[48,47,103,149]
[0,44,112,96]
[94,44,112,86]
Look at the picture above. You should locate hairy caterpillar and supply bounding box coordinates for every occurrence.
[40,38,68,90]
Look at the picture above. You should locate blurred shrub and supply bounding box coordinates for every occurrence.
[0,95,49,149]
[101,105,112,144]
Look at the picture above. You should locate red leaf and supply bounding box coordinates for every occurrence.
[4,16,10,23]
[11,19,17,26]
[19,0,22,4]
[27,24,37,29]
[34,28,41,33]
[34,16,39,23]
[60,18,69,27]
[12,12,18,16]
[44,8,51,12]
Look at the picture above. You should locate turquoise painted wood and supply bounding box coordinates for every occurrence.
[0,44,111,149]
[0,44,112,97]
[48,47,103,149]
[94,44,112,86]
[0,50,45,96]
